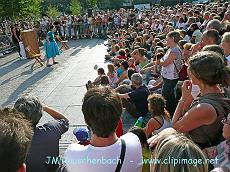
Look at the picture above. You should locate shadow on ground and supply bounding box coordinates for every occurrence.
[1,67,53,106]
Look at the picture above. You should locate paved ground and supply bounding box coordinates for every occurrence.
[0,39,108,150]
[0,39,142,154]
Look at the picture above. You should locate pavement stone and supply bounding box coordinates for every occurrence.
[0,38,137,155]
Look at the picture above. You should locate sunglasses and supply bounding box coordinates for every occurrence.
[221,118,230,125]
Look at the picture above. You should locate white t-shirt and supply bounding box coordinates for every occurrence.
[64,133,142,172]
[160,47,182,80]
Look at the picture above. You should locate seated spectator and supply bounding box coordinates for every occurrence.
[86,68,105,89]
[100,75,110,86]
[144,94,172,138]
[65,87,142,172]
[203,113,230,170]
[221,32,230,67]
[115,61,129,86]
[14,95,69,172]
[172,51,230,149]
[118,73,150,118]
[0,108,33,172]
[151,134,208,172]
[131,48,149,72]
[116,49,127,61]
[107,64,118,87]
[128,57,136,71]
[105,44,120,60]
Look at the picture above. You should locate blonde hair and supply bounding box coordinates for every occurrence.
[152,134,208,172]
[107,64,116,73]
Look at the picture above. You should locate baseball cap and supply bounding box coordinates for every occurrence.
[73,127,89,142]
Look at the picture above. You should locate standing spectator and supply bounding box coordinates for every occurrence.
[0,108,33,172]
[14,95,69,172]
[156,31,182,116]
[10,23,22,58]
[65,87,142,172]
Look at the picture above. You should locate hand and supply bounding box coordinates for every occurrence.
[42,103,49,112]
[181,80,193,100]
[147,134,162,148]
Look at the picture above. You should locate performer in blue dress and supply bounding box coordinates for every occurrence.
[44,25,60,67]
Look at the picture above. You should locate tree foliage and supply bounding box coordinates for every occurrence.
[70,0,81,15]
[47,5,60,18]
[0,0,42,20]
[79,0,97,10]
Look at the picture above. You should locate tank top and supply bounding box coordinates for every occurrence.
[187,91,230,149]
[153,117,172,135]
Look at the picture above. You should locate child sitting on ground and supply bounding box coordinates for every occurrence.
[144,93,172,138]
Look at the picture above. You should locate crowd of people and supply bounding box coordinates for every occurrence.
[1,1,230,172]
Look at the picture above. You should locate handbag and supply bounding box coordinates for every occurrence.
[173,48,188,81]
[173,61,188,81]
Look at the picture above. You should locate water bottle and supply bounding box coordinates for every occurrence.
[134,116,143,128]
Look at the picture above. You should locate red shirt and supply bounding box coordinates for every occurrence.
[117,55,127,61]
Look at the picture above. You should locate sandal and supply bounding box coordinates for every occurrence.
[53,62,59,65]
[46,64,52,67]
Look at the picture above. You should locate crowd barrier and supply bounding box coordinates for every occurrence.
[56,23,109,39]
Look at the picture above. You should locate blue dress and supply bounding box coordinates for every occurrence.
[44,31,60,59]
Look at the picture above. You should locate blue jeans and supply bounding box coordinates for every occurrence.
[162,78,178,117]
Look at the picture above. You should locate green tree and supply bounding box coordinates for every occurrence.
[0,0,42,20]
[20,0,42,19]
[42,0,70,14]
[47,5,60,18]
[70,0,81,15]
[79,0,97,10]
